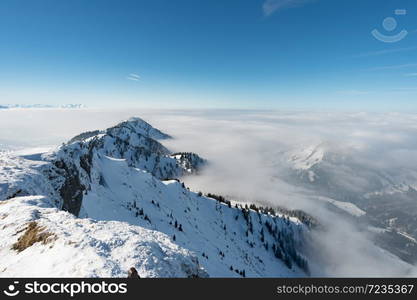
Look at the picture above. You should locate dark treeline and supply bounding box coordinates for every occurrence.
[205,192,318,229]
[204,192,311,275]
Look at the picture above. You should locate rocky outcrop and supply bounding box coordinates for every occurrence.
[127,267,140,278]
[53,160,85,216]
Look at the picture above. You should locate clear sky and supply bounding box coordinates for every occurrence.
[0,0,416,110]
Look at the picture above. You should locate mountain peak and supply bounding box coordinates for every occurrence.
[43,117,205,215]
[67,117,171,145]
[109,117,172,140]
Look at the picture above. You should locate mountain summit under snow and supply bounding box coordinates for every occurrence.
[0,117,309,277]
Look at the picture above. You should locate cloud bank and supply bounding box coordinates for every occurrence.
[1,108,416,276]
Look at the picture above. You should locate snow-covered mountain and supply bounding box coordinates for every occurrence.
[279,142,417,264]
[0,117,309,277]
[1,117,205,216]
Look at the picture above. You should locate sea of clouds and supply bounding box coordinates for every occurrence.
[1,108,417,276]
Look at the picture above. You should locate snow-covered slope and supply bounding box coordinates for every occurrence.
[284,142,417,200]
[0,196,207,277]
[0,118,308,277]
[279,142,417,264]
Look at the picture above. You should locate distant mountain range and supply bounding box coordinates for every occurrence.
[0,104,85,109]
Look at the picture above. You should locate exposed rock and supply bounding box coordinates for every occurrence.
[127,267,140,278]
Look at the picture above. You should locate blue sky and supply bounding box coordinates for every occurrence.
[0,0,416,110]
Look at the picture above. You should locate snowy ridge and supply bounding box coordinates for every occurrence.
[68,117,171,143]
[1,117,206,215]
[284,142,417,199]
[0,118,309,277]
[287,143,325,171]
[59,117,204,182]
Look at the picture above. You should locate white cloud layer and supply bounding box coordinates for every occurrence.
[1,108,417,276]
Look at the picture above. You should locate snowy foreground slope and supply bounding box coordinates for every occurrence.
[0,118,307,277]
[0,196,206,277]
